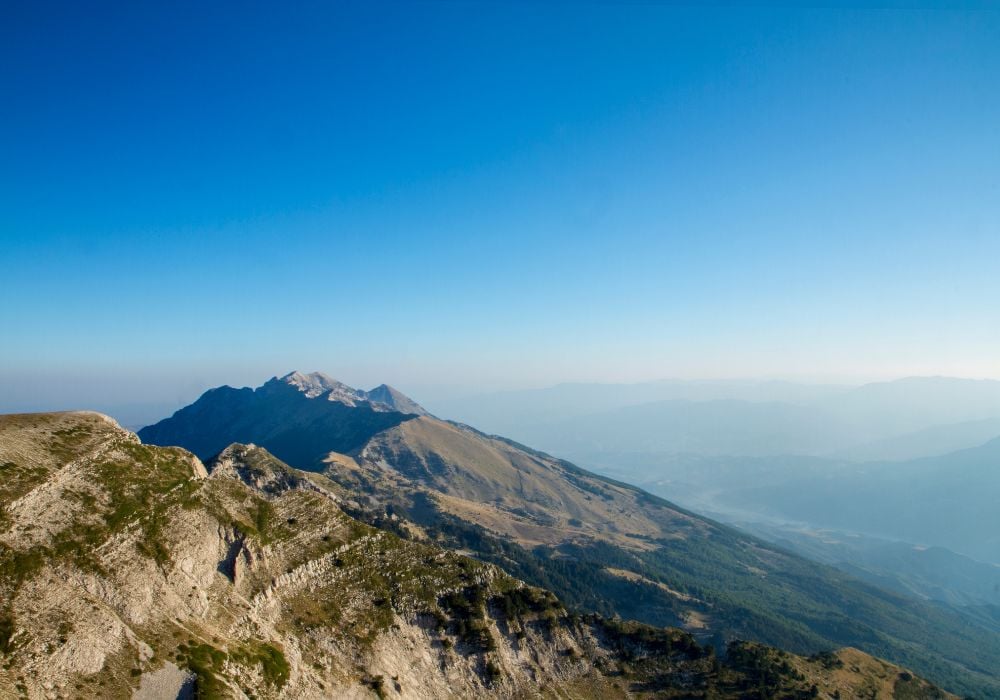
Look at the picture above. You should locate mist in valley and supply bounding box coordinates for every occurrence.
[430,376,1000,613]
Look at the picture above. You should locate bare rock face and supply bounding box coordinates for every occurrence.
[279,372,430,415]
[0,412,952,699]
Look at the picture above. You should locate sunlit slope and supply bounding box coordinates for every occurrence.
[356,417,710,548]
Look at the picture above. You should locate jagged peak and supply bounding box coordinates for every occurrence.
[278,370,360,399]
[272,371,428,414]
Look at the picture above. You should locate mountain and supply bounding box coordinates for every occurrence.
[137,372,427,464]
[615,446,1000,612]
[365,383,430,416]
[723,522,1000,609]
[486,398,854,459]
[0,412,953,699]
[276,371,430,416]
[700,437,1000,566]
[427,379,853,442]
[817,377,1000,439]
[428,376,1000,462]
[834,417,1000,462]
[139,373,1000,697]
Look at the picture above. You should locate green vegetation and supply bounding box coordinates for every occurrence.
[727,643,806,694]
[230,642,291,689]
[0,545,46,587]
[176,642,228,699]
[53,441,204,568]
[0,612,14,654]
[0,461,49,527]
[0,543,51,646]
[227,497,287,545]
[894,671,948,700]
[409,509,1000,698]
[176,640,290,697]
[808,650,843,670]
[441,585,497,651]
[483,659,502,683]
[363,674,387,699]
[598,618,707,662]
[491,586,562,621]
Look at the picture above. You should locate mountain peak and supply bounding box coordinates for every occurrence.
[274,371,429,415]
[365,383,429,415]
[278,370,358,399]
[140,373,424,463]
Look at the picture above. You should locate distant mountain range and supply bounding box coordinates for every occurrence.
[136,371,1000,697]
[728,522,1000,611]
[616,433,1000,570]
[428,376,1000,461]
[696,437,1000,566]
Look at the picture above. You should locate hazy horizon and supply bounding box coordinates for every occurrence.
[3,366,1000,430]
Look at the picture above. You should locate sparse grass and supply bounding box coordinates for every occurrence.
[231,642,291,689]
[0,612,14,654]
[177,638,291,693]
[177,642,229,699]
[484,659,502,684]
[0,462,49,516]
[47,442,204,568]
[364,674,387,699]
[894,671,948,700]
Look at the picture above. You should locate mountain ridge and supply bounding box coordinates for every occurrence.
[138,372,428,465]
[137,374,1000,697]
[427,376,1000,462]
[703,435,1000,565]
[277,371,430,416]
[1,411,954,699]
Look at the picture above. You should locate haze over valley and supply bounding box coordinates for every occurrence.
[429,376,1000,613]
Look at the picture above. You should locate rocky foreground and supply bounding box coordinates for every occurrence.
[1,412,952,699]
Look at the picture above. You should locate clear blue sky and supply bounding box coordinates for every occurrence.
[2,1,999,419]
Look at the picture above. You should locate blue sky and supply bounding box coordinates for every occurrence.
[2,1,999,418]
